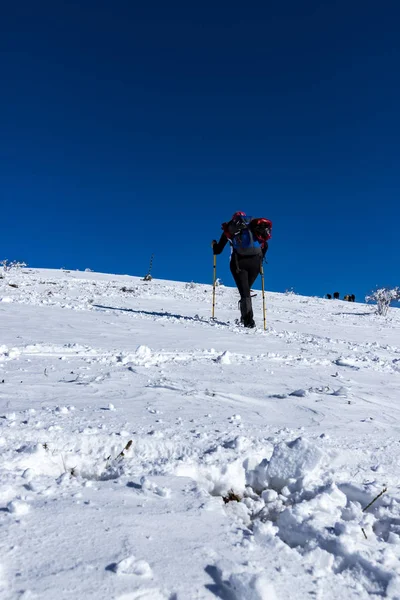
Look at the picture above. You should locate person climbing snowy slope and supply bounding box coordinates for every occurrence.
[211,212,272,328]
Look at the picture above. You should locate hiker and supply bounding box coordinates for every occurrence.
[211,212,272,328]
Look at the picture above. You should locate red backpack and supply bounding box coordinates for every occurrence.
[221,214,272,256]
[222,214,272,243]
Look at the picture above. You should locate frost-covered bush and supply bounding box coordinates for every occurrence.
[366,287,400,316]
[0,259,28,272]
[285,287,297,295]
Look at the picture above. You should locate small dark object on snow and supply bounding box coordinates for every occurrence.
[326,294,332,299]
[333,292,340,299]
[116,439,133,460]
[222,490,241,504]
[121,286,136,293]
[8,283,18,288]
[362,487,387,512]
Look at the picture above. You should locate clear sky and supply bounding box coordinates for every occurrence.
[1,1,399,301]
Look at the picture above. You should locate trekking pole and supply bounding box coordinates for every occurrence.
[142,253,154,281]
[260,263,266,331]
[212,254,217,319]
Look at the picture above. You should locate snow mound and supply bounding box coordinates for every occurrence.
[176,459,246,496]
[248,437,324,493]
[111,555,152,578]
[228,571,279,600]
[7,499,30,515]
[266,437,324,491]
[122,345,153,367]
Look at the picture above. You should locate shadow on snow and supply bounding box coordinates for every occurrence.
[93,304,228,326]
[204,565,234,599]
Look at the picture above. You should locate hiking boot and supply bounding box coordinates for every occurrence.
[240,297,254,327]
[244,319,256,328]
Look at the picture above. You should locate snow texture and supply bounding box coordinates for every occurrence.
[0,267,400,599]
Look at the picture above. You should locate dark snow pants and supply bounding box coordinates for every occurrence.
[230,254,262,325]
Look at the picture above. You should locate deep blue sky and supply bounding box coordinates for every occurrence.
[1,1,399,301]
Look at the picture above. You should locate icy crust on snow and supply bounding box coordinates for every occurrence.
[1,268,400,599]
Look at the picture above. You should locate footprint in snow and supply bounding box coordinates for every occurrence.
[7,499,30,515]
[108,555,152,578]
[334,358,360,370]
[139,477,171,498]
[289,389,308,398]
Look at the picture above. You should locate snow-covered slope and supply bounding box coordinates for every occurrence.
[1,267,400,600]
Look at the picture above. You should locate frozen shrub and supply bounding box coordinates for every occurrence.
[1,259,28,272]
[366,287,400,316]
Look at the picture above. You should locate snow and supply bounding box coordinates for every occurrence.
[1,267,400,599]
